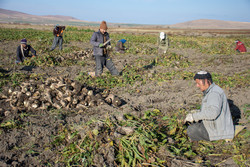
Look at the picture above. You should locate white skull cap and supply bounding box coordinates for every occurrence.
[197,71,208,74]
[194,71,212,80]
[160,32,165,39]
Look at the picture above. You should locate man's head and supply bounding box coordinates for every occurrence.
[100,21,108,34]
[194,71,213,92]
[160,32,165,40]
[20,38,27,47]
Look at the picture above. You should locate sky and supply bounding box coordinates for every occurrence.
[1,0,250,25]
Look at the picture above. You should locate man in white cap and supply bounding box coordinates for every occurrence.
[185,71,234,141]
[157,32,169,54]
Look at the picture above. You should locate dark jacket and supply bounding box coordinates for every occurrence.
[16,45,36,62]
[90,30,111,56]
[53,26,65,37]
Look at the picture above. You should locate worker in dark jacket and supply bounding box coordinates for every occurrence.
[16,38,36,64]
[235,40,247,53]
[115,39,127,53]
[50,24,65,51]
[89,21,119,77]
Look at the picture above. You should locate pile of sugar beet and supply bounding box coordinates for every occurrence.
[0,76,122,113]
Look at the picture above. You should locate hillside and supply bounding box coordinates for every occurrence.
[0,8,99,26]
[0,8,143,27]
[170,19,250,29]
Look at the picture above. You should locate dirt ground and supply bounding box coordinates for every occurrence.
[0,34,249,166]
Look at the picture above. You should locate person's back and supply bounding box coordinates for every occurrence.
[53,26,65,37]
[235,40,247,53]
[158,32,169,54]
[50,25,65,51]
[115,39,127,53]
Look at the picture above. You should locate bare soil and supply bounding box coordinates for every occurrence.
[0,35,249,166]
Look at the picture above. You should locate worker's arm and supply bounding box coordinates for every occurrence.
[90,32,101,47]
[29,45,37,56]
[192,92,222,122]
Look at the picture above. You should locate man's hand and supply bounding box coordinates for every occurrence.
[185,114,194,123]
[99,43,104,48]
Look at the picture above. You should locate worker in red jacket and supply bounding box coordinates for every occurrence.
[235,40,247,53]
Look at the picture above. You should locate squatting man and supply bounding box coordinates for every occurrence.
[185,71,234,141]
[16,38,37,64]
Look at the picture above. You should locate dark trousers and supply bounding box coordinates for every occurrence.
[187,122,210,141]
[94,55,119,76]
[51,36,63,50]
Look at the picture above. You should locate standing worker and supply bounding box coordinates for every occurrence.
[16,38,36,64]
[235,40,247,53]
[185,71,234,141]
[115,39,127,54]
[50,24,65,51]
[157,32,169,54]
[89,21,119,77]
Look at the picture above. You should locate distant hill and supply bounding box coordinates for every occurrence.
[0,8,143,27]
[1,8,250,29]
[0,8,99,26]
[169,19,250,29]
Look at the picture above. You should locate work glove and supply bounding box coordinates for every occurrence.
[106,45,112,50]
[99,43,104,48]
[185,113,194,123]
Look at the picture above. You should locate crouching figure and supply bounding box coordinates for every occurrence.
[185,71,234,141]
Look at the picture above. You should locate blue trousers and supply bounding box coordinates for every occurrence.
[51,36,63,50]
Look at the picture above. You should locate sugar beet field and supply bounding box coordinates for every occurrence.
[0,25,249,167]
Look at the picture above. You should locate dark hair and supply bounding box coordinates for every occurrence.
[194,71,213,84]
[200,78,213,85]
